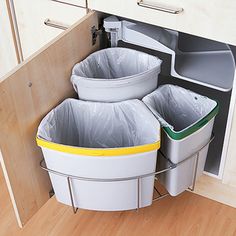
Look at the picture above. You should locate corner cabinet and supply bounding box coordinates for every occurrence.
[1,1,236,228]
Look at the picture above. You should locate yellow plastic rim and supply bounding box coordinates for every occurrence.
[36,137,160,156]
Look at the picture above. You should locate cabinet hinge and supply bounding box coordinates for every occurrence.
[91,26,103,46]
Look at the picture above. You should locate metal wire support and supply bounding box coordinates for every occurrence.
[153,185,169,201]
[40,134,214,213]
[188,152,200,192]
[40,159,176,183]
[40,158,175,214]
[137,178,140,211]
[67,177,78,214]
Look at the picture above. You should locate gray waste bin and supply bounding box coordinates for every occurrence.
[142,85,219,196]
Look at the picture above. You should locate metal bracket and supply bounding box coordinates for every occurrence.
[91,26,103,46]
[49,189,55,198]
[103,16,122,47]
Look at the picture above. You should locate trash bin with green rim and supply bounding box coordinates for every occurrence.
[142,85,219,196]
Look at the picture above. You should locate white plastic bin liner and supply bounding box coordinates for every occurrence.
[143,84,217,131]
[37,99,159,148]
[71,48,162,102]
[37,99,161,210]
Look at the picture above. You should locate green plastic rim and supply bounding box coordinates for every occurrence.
[163,101,219,140]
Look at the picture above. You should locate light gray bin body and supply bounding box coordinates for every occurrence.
[71,48,162,102]
[142,85,219,196]
[158,119,215,196]
[37,99,161,211]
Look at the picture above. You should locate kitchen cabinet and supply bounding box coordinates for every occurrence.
[1,0,236,228]
[14,0,86,59]
[222,108,236,188]
[88,0,236,45]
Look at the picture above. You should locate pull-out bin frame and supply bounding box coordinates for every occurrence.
[40,135,214,213]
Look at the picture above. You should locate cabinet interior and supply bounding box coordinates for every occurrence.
[1,11,235,227]
[102,15,236,177]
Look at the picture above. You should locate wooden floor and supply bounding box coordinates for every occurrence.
[1,167,236,236]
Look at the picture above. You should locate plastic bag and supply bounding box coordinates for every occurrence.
[70,48,162,102]
[142,85,217,131]
[37,99,160,149]
[71,47,161,81]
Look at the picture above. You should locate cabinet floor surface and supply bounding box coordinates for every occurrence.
[1,166,236,236]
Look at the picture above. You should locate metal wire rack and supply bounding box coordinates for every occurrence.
[40,135,214,214]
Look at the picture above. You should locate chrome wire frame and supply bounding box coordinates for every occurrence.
[40,134,214,214]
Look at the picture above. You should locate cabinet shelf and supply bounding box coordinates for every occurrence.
[104,16,235,91]
[174,51,235,91]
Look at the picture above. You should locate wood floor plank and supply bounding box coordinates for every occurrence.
[10,193,236,236]
[0,166,19,236]
[1,166,236,236]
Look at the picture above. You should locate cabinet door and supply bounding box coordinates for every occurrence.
[14,0,87,59]
[0,11,101,227]
[0,1,18,78]
[223,107,236,187]
[88,0,236,46]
